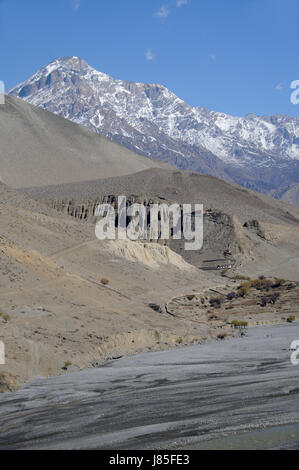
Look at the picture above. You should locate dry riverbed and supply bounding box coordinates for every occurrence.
[0,322,298,450]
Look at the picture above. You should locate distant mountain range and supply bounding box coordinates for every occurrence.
[9,56,299,204]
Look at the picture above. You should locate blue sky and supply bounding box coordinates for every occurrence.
[0,0,298,116]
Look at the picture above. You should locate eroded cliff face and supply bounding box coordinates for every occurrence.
[43,195,165,223]
[40,195,254,269]
[47,198,101,222]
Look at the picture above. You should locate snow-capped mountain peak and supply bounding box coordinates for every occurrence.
[9,57,299,202]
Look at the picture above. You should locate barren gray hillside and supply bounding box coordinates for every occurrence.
[0,96,164,188]
[25,167,299,223]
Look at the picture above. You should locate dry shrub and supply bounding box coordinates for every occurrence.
[217,333,228,340]
[231,320,248,328]
[0,373,19,393]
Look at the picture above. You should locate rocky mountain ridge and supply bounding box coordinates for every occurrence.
[9,56,299,203]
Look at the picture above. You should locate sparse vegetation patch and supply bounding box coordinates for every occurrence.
[231,320,248,329]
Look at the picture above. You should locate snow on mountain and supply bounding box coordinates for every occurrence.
[9,56,299,201]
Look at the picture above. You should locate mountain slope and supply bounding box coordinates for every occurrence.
[0,180,216,385]
[0,95,164,188]
[1,173,299,387]
[24,167,299,279]
[9,57,299,198]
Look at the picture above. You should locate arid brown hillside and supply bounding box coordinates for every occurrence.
[24,168,299,279]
